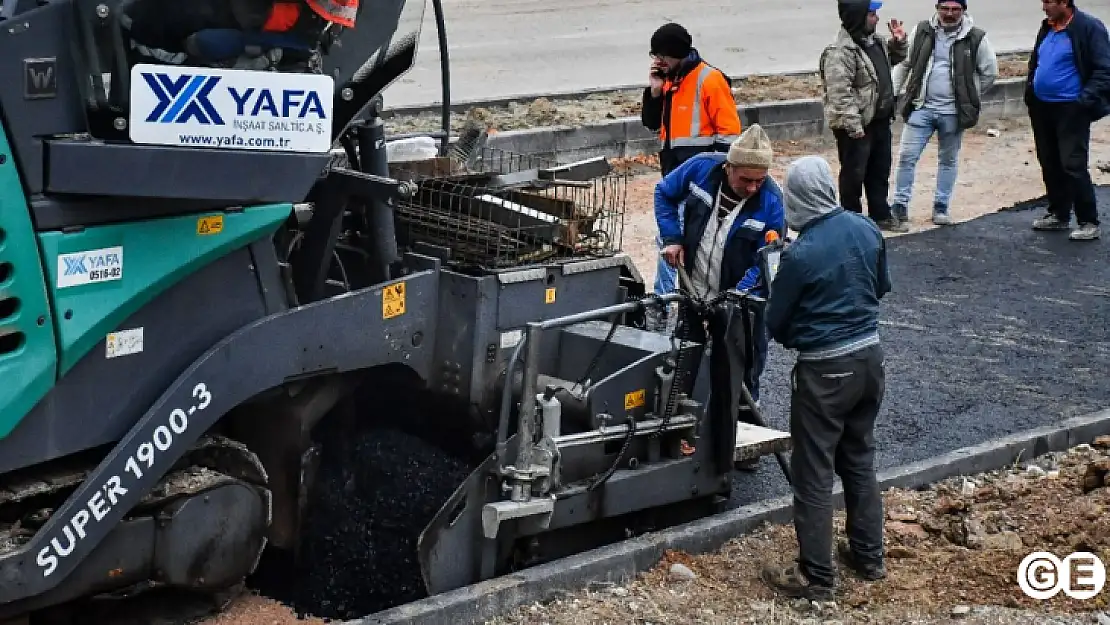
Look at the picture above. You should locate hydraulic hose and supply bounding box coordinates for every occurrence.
[431,0,450,155]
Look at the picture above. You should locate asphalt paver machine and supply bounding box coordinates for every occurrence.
[0,0,791,619]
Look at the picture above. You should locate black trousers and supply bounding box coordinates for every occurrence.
[833,118,894,221]
[790,344,885,588]
[1029,98,1100,226]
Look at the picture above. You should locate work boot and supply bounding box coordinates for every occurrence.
[1069,223,1101,241]
[836,539,886,581]
[1032,213,1070,231]
[759,562,835,601]
[932,203,953,226]
[734,457,759,471]
[874,217,909,233]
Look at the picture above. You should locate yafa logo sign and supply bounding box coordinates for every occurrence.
[141,73,225,125]
[56,246,123,289]
[129,64,334,153]
[1017,551,1106,600]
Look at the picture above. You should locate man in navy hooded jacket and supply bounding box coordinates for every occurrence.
[655,123,785,412]
[759,155,890,601]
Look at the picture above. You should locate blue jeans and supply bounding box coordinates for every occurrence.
[892,108,963,216]
[653,206,685,295]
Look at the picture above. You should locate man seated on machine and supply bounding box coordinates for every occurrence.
[654,123,786,468]
[122,0,357,70]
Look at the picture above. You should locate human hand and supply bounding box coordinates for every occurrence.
[662,244,684,268]
[888,18,906,41]
[849,129,866,139]
[649,61,666,95]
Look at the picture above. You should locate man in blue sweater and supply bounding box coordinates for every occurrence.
[759,155,890,601]
[1026,0,1110,241]
[654,123,785,428]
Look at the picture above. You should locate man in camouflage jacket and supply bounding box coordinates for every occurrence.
[820,0,909,233]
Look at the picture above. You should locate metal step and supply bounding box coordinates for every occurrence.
[734,423,792,463]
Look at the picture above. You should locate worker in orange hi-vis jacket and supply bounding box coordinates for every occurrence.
[641,22,742,331]
[641,22,742,176]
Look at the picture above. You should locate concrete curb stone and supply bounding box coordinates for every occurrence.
[352,406,1110,625]
[480,78,1028,163]
[383,48,1032,116]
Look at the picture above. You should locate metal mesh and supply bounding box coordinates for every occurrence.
[387,146,627,272]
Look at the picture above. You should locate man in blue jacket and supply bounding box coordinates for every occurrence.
[759,155,890,601]
[1026,0,1110,241]
[654,123,785,415]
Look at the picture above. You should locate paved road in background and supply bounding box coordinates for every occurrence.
[381,0,1110,108]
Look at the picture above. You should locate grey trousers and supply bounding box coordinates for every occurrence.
[789,343,886,588]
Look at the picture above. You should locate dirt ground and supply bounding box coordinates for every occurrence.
[385,54,1029,134]
[619,113,1110,289]
[485,439,1110,625]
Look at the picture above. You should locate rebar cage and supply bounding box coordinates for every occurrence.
[387,146,628,273]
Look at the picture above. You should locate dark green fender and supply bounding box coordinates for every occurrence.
[0,123,293,439]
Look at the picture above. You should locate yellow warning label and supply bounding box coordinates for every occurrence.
[624,389,646,411]
[383,282,406,319]
[545,287,556,304]
[196,215,224,236]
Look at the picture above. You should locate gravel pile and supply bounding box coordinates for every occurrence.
[255,422,475,620]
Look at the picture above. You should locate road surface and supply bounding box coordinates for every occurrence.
[380,0,1110,108]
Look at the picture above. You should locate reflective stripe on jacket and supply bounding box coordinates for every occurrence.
[659,60,741,148]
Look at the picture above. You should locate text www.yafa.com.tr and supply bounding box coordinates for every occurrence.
[177,134,291,148]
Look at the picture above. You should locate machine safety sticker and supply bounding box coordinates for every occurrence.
[106,327,144,359]
[128,64,335,154]
[545,287,556,304]
[196,215,224,235]
[624,389,646,411]
[56,246,123,289]
[383,282,406,319]
[500,329,523,349]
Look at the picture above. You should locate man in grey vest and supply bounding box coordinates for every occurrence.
[889,0,997,225]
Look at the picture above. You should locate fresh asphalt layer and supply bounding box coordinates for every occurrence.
[381,0,1110,108]
[729,191,1110,506]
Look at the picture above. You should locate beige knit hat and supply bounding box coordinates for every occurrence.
[727,123,773,169]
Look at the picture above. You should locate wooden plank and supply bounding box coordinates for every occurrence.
[734,423,792,462]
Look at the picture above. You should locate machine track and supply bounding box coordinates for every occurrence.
[0,435,272,620]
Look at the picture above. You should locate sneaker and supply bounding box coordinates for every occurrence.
[932,213,953,226]
[890,202,909,222]
[760,562,836,601]
[874,217,910,233]
[1069,223,1101,241]
[1032,213,1071,231]
[836,539,886,581]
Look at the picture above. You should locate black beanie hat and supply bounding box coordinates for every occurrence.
[650,23,693,59]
